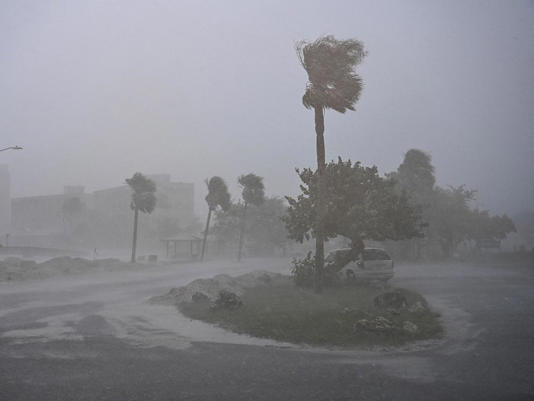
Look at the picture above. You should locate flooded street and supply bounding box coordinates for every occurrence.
[1,259,533,400]
[2,1,533,399]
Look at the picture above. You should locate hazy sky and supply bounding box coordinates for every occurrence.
[1,0,533,217]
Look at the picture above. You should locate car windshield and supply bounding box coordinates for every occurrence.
[363,249,391,261]
[327,248,392,263]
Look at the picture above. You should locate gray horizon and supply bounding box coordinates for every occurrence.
[1,0,533,217]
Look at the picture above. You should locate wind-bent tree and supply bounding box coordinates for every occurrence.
[201,176,231,261]
[237,173,265,261]
[296,35,366,291]
[126,173,157,263]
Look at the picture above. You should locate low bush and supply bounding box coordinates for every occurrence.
[291,252,340,288]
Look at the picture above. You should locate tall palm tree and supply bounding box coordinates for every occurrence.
[237,173,265,261]
[126,173,157,263]
[201,176,231,261]
[296,35,366,291]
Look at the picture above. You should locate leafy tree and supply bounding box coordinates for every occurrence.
[126,173,157,263]
[392,149,435,203]
[389,149,436,259]
[512,212,534,250]
[201,176,231,261]
[431,186,514,256]
[468,209,516,245]
[430,185,476,257]
[390,149,517,259]
[284,158,424,270]
[296,35,366,291]
[213,197,290,257]
[212,202,242,251]
[237,173,265,261]
[243,197,289,256]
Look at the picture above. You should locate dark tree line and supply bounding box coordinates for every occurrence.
[201,173,288,261]
[389,149,516,259]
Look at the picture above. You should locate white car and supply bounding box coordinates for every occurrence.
[326,247,394,283]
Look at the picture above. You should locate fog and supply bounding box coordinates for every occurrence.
[2,3,534,398]
[2,0,533,215]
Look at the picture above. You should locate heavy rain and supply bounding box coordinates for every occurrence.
[1,1,534,400]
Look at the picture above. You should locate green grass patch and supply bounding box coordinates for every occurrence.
[179,277,443,347]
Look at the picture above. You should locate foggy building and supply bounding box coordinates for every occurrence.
[0,165,10,242]
[12,186,90,234]
[93,174,194,226]
[10,174,195,250]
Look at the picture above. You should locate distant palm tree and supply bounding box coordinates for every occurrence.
[201,176,231,261]
[126,173,157,263]
[296,35,366,291]
[237,173,265,261]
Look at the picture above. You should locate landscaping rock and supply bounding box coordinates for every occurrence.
[355,316,394,332]
[374,316,394,331]
[152,271,286,305]
[402,320,419,334]
[408,301,428,313]
[373,290,408,309]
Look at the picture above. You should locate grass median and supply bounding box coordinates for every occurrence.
[179,277,443,347]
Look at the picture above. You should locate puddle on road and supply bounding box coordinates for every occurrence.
[2,312,84,343]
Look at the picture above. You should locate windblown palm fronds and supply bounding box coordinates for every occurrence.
[296,35,366,113]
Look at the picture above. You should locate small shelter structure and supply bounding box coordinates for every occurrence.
[162,236,202,260]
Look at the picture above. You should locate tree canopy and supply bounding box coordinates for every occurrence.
[214,197,290,256]
[284,158,424,253]
[205,176,231,212]
[392,149,436,203]
[238,173,265,206]
[201,176,231,261]
[296,35,366,112]
[390,149,516,258]
[126,173,157,214]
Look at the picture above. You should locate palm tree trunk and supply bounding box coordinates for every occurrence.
[314,106,326,293]
[201,208,212,261]
[131,207,139,263]
[237,202,248,262]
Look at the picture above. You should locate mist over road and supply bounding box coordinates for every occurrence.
[1,259,533,400]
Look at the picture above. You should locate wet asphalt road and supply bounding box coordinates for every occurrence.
[1,258,534,401]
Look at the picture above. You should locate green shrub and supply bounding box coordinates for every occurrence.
[291,252,340,288]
